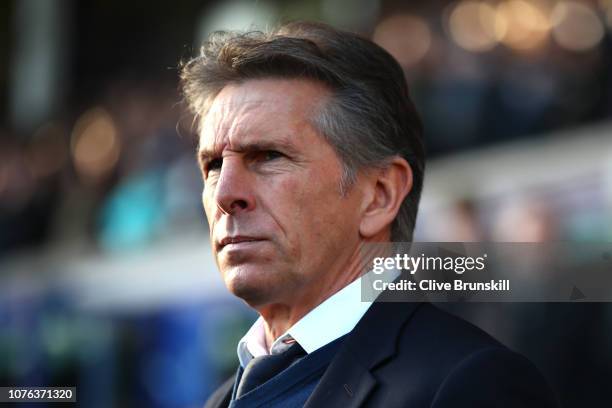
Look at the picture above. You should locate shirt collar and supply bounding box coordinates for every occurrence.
[236,268,399,368]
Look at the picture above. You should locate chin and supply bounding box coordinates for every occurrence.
[223,266,280,307]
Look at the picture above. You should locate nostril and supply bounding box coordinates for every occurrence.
[231,199,248,210]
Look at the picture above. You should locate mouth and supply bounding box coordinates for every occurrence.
[218,236,265,250]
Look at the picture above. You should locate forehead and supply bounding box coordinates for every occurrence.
[198,78,330,153]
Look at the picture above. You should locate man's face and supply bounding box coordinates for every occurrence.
[198,78,365,307]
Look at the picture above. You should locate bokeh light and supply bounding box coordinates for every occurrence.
[496,0,550,51]
[373,14,431,67]
[70,107,120,182]
[551,1,605,52]
[447,1,500,52]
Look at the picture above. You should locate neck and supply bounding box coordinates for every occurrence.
[256,236,384,349]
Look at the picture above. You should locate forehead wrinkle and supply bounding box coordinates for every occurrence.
[199,98,254,156]
[202,100,300,157]
[198,79,332,161]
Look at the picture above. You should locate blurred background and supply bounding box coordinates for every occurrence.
[1,0,612,406]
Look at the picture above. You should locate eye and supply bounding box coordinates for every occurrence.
[205,158,223,175]
[261,150,283,161]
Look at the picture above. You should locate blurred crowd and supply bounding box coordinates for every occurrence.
[0,82,204,255]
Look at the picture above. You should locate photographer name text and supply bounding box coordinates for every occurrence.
[372,279,510,292]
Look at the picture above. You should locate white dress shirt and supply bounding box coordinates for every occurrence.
[236,269,399,367]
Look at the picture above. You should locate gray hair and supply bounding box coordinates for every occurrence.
[180,21,425,241]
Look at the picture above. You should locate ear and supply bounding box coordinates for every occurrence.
[359,156,413,240]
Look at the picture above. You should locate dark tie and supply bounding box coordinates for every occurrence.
[236,342,306,398]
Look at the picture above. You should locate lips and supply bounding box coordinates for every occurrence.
[218,236,265,250]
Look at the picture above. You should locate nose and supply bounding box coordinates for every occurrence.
[212,157,255,215]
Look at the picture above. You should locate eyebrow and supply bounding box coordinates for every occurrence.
[198,138,300,166]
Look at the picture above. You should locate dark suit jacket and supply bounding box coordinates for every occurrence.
[205,302,559,408]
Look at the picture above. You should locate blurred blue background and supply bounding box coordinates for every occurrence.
[1,0,612,406]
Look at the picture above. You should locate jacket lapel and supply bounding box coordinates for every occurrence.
[303,346,376,408]
[305,301,422,408]
[204,372,236,408]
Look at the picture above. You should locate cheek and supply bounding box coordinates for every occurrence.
[262,178,317,250]
[284,175,347,237]
[202,190,216,226]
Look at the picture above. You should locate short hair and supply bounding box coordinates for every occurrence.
[180,21,425,241]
